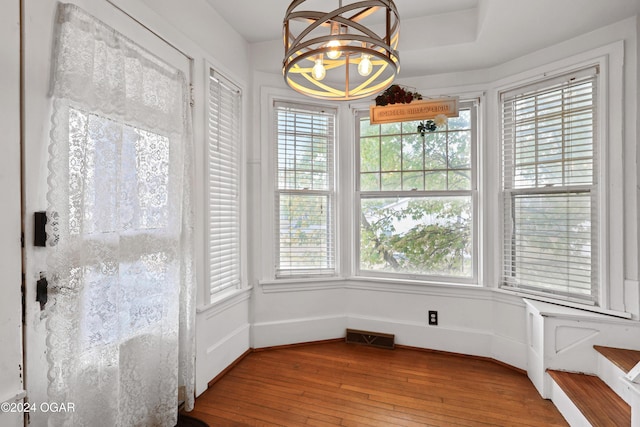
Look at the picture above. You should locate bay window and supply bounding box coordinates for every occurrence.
[265,58,613,314]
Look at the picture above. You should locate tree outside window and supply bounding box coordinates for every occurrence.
[357,105,477,281]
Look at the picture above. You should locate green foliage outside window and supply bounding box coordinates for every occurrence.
[358,110,474,278]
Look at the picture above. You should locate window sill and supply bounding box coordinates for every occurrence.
[345,277,496,301]
[496,288,633,320]
[260,275,479,287]
[260,276,346,293]
[349,275,480,289]
[259,275,490,298]
[197,286,253,315]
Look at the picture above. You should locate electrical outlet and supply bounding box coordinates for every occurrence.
[428,310,438,326]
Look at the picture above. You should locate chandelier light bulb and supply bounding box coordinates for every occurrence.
[312,57,326,80]
[326,40,341,60]
[326,21,342,60]
[358,54,373,76]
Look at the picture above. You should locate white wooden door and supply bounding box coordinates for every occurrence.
[0,1,25,426]
[22,1,191,425]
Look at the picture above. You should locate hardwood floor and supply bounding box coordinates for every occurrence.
[189,341,567,426]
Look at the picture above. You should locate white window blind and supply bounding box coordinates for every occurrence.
[501,66,599,304]
[208,70,241,297]
[274,101,336,277]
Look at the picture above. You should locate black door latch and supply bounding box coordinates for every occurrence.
[36,274,48,310]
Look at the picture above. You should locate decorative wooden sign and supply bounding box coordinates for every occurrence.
[370,97,459,124]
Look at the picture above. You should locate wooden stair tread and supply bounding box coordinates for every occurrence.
[548,370,630,427]
[594,345,640,373]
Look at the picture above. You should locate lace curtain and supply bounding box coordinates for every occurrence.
[45,4,195,426]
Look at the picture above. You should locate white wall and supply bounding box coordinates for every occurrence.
[0,1,25,426]
[252,280,528,368]
[249,16,640,372]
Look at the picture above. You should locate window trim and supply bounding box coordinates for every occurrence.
[491,44,624,313]
[353,100,479,285]
[265,96,340,280]
[499,67,599,304]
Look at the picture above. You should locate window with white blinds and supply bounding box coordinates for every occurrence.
[208,69,241,297]
[501,66,599,304]
[274,101,336,277]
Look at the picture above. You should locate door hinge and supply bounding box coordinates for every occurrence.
[189,84,195,107]
[21,232,24,248]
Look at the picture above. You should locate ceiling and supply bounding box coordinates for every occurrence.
[204,0,640,78]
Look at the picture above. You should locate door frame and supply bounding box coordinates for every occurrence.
[0,0,25,426]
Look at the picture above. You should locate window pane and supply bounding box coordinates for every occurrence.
[360,196,473,277]
[380,136,401,171]
[402,172,423,191]
[360,117,378,137]
[278,193,333,271]
[277,109,333,191]
[506,76,595,190]
[448,109,471,130]
[380,122,401,135]
[360,173,380,191]
[402,134,424,171]
[424,132,448,169]
[360,137,380,172]
[505,193,592,298]
[425,171,447,191]
[448,130,471,169]
[448,170,471,190]
[381,172,401,191]
[402,120,421,134]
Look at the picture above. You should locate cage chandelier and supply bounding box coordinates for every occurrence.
[283,0,400,101]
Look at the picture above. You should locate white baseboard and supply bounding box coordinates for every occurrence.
[250,313,526,371]
[195,323,251,396]
[346,314,493,357]
[491,333,528,371]
[251,315,347,349]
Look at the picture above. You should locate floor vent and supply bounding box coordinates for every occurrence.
[345,329,395,349]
